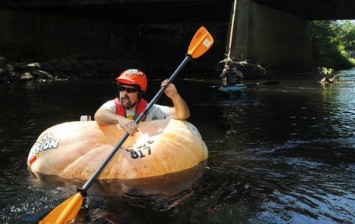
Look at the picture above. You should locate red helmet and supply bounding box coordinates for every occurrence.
[115,69,147,92]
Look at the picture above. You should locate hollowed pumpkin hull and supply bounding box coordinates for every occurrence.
[27,119,208,180]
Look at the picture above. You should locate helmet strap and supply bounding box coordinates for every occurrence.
[137,90,144,100]
[125,99,139,110]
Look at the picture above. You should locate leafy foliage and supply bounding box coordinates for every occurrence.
[311,20,355,69]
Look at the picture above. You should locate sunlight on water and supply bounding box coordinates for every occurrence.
[1,74,354,223]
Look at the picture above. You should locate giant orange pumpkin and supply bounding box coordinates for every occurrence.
[27,119,208,180]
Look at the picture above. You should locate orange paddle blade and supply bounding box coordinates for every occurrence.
[187,26,214,59]
[39,193,83,224]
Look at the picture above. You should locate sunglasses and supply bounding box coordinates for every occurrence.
[119,86,138,93]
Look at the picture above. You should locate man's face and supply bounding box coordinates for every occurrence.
[118,85,139,109]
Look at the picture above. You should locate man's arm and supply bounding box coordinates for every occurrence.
[220,69,228,79]
[161,80,190,120]
[94,107,138,135]
[95,108,122,125]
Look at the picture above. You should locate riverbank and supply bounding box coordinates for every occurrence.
[0,55,127,83]
[0,54,318,84]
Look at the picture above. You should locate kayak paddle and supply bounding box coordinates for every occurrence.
[39,26,213,224]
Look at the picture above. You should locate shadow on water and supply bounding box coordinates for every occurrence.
[1,73,355,223]
[14,165,258,224]
[74,168,259,224]
[22,163,208,223]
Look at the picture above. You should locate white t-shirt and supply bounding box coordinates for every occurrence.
[99,99,171,121]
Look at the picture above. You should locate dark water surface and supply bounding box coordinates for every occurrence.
[1,69,354,224]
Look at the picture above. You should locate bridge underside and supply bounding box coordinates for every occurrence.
[254,0,355,20]
[0,1,233,24]
[1,0,355,75]
[1,0,355,23]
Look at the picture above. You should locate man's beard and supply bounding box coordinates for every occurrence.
[120,95,137,110]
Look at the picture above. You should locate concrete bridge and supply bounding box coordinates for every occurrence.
[1,0,355,76]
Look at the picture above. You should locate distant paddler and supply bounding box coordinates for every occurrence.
[319,67,340,83]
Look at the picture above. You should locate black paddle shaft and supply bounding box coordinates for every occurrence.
[79,55,192,193]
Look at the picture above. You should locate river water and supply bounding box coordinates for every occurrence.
[0,69,354,224]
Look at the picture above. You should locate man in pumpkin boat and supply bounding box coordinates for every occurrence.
[95,69,190,135]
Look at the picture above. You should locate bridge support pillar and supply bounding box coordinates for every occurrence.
[226,0,250,61]
[226,0,313,73]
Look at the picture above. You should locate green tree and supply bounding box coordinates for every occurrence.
[337,20,355,48]
[311,20,354,69]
